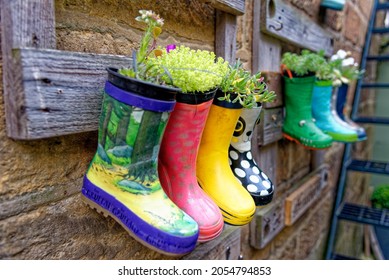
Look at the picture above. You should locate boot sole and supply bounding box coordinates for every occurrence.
[82,177,198,256]
[283,133,331,150]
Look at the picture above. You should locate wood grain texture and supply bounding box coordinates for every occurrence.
[1,0,56,139]
[257,107,284,146]
[11,48,131,139]
[284,165,329,226]
[182,225,241,260]
[250,200,285,249]
[252,0,282,73]
[201,0,245,15]
[215,10,237,63]
[260,0,333,56]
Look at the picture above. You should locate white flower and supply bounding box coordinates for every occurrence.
[330,54,339,61]
[333,79,342,87]
[342,57,355,67]
[336,49,348,59]
[341,77,350,84]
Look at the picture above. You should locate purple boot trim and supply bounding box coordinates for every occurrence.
[82,176,198,255]
[105,82,176,113]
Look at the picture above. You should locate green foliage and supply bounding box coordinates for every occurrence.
[281,49,332,80]
[218,61,277,108]
[146,46,229,93]
[118,10,170,86]
[371,184,389,210]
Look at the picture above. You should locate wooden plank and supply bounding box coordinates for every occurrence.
[260,0,333,56]
[250,199,285,249]
[215,10,237,63]
[9,48,131,139]
[284,165,328,226]
[252,0,282,72]
[257,107,284,146]
[262,71,283,108]
[201,0,245,15]
[1,0,56,139]
[182,225,241,260]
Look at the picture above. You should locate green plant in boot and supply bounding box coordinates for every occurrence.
[281,50,333,149]
[146,45,229,93]
[218,60,276,108]
[82,10,199,256]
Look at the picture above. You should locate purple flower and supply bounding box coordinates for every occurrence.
[166,44,176,53]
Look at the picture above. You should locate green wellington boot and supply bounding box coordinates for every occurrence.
[282,75,333,149]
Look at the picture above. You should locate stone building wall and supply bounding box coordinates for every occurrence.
[0,0,376,259]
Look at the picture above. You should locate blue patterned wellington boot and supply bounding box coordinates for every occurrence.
[321,0,345,10]
[229,105,275,206]
[312,80,358,142]
[335,84,367,141]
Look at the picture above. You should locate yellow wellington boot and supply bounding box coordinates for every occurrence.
[197,93,256,225]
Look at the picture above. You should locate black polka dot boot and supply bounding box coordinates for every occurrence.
[229,105,275,206]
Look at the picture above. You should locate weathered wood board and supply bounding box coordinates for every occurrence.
[9,48,131,139]
[201,0,246,15]
[253,0,282,73]
[182,225,241,260]
[260,0,333,56]
[1,0,56,139]
[250,199,286,249]
[257,107,284,146]
[216,10,237,63]
[284,165,329,226]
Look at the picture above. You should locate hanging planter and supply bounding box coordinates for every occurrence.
[330,49,367,141]
[320,0,346,11]
[311,79,358,142]
[154,46,229,242]
[281,50,333,149]
[81,10,200,256]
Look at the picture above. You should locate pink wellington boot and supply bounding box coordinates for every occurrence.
[158,91,224,242]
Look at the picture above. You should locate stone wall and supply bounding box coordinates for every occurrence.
[0,0,376,259]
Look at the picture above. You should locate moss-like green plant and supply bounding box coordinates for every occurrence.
[281,49,333,80]
[371,184,389,210]
[146,46,229,93]
[218,61,276,108]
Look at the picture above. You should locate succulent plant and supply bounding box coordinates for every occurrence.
[218,60,276,108]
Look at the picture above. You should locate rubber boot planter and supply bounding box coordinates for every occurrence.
[229,104,274,206]
[312,80,358,142]
[158,90,224,242]
[283,75,333,149]
[82,68,199,256]
[335,84,367,141]
[197,91,256,226]
[320,0,345,11]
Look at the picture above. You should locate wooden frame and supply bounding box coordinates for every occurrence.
[250,0,334,249]
[1,0,244,140]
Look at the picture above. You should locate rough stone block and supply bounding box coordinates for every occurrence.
[344,3,362,45]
